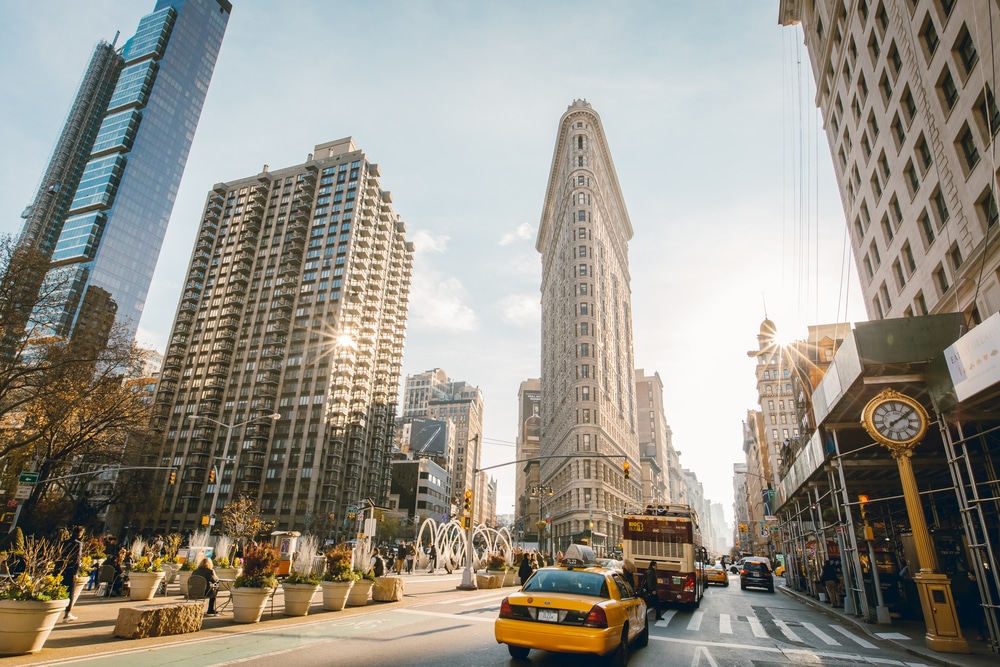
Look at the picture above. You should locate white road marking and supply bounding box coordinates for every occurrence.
[746,614,768,638]
[876,632,912,640]
[830,623,877,648]
[687,610,705,631]
[395,608,494,623]
[719,613,732,634]
[656,609,678,627]
[692,645,719,666]
[774,619,802,642]
[802,621,841,645]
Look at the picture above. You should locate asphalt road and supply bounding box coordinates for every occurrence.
[37,572,940,667]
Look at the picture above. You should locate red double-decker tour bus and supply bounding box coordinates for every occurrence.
[623,503,707,608]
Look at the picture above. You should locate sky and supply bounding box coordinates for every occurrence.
[0,1,869,531]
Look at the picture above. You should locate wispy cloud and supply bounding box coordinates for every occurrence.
[496,294,540,327]
[499,223,534,246]
[407,229,477,332]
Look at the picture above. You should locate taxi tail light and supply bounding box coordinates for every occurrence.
[499,598,513,619]
[683,573,696,593]
[583,605,609,628]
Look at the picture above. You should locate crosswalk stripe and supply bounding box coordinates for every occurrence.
[747,615,768,638]
[655,609,677,627]
[774,619,802,642]
[830,624,876,648]
[687,610,704,631]
[719,613,732,634]
[802,621,841,645]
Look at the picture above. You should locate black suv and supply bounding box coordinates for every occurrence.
[740,560,774,592]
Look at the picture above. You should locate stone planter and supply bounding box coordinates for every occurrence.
[0,598,69,655]
[502,570,517,587]
[215,567,242,581]
[281,583,319,616]
[128,571,165,601]
[346,579,374,606]
[178,570,193,596]
[230,587,274,623]
[321,580,354,611]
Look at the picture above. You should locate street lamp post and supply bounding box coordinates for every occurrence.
[188,412,280,527]
[528,484,553,554]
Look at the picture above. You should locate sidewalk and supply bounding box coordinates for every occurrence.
[8,573,462,667]
[779,583,997,667]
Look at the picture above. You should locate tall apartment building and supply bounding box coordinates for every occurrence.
[779,0,1000,322]
[18,0,230,344]
[150,137,413,535]
[634,369,672,504]
[401,368,484,519]
[537,100,640,554]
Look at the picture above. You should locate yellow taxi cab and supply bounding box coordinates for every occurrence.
[705,562,729,586]
[495,544,648,664]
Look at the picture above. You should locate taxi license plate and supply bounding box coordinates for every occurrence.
[538,609,558,622]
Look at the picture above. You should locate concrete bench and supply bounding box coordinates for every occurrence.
[113,601,204,639]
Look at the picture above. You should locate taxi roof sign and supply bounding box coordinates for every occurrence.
[560,544,597,568]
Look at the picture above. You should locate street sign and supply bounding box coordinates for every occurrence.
[14,484,32,500]
[764,515,778,521]
[18,472,39,484]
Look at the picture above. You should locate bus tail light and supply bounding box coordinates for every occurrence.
[583,605,609,628]
[683,573,696,593]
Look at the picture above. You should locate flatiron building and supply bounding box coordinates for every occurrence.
[537,100,641,553]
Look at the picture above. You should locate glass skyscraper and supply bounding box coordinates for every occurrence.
[18,0,231,344]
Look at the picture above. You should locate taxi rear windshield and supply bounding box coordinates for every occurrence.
[522,570,609,598]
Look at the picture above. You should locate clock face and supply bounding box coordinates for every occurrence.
[870,400,924,442]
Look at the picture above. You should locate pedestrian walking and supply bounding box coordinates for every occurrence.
[428,543,438,573]
[518,551,535,584]
[395,543,406,574]
[820,559,841,607]
[645,559,662,621]
[405,542,416,574]
[60,526,84,622]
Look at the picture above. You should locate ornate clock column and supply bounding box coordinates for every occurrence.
[861,389,968,654]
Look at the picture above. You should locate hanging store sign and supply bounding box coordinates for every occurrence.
[946,310,1000,402]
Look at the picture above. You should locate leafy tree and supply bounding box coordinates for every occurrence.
[221,495,275,550]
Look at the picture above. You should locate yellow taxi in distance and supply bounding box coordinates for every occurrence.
[705,562,729,586]
[495,544,648,664]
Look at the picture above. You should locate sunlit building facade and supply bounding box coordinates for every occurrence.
[150,137,413,534]
[19,0,230,344]
[779,0,1000,323]
[537,100,640,553]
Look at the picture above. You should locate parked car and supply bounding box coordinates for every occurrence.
[740,560,774,592]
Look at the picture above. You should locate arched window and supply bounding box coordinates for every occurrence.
[577,136,584,149]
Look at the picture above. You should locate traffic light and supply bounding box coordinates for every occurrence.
[463,489,473,512]
[623,461,630,480]
[858,494,874,541]
[168,471,176,485]
[208,468,216,484]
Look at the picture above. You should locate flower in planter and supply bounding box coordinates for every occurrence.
[323,547,359,583]
[130,555,164,573]
[234,542,279,589]
[0,534,69,602]
[486,553,507,571]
